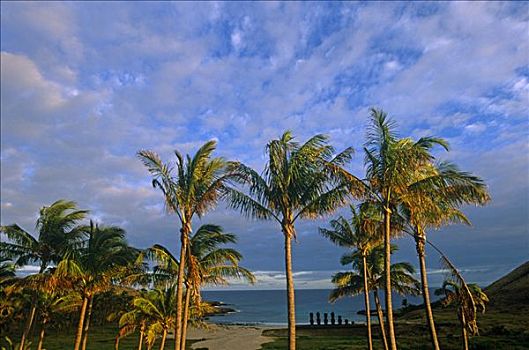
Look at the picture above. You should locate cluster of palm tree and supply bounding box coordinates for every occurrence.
[0,200,143,350]
[320,204,421,350]
[137,110,489,350]
[319,109,491,350]
[1,107,491,350]
[1,201,253,350]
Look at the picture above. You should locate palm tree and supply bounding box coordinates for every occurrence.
[180,224,255,349]
[364,109,452,350]
[130,287,177,350]
[320,204,382,350]
[435,277,488,350]
[137,140,232,349]
[147,224,255,350]
[32,283,63,350]
[55,222,137,350]
[118,293,152,350]
[0,257,18,333]
[0,199,88,349]
[399,164,490,350]
[0,257,16,284]
[226,131,362,349]
[330,244,420,350]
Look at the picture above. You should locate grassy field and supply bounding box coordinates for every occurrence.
[0,326,202,350]
[261,307,529,350]
[2,309,528,350]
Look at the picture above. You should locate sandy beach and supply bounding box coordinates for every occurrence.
[186,324,276,350]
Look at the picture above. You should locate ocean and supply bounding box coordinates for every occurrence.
[202,289,436,326]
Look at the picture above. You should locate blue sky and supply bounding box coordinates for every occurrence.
[1,2,528,289]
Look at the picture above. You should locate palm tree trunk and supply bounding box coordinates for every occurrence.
[362,254,373,350]
[74,296,89,350]
[180,287,191,350]
[81,296,95,350]
[138,322,145,350]
[36,321,46,350]
[460,310,468,350]
[115,336,120,350]
[384,207,397,350]
[174,224,190,350]
[415,228,440,350]
[20,265,46,350]
[283,224,296,350]
[19,303,37,350]
[160,329,168,350]
[374,289,389,350]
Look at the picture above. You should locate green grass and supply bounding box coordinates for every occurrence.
[0,325,201,350]
[260,310,529,350]
[3,314,528,350]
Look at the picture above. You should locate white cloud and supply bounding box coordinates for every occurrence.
[1,2,527,282]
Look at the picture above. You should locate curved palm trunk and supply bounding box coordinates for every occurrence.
[362,254,373,350]
[460,310,469,350]
[160,329,168,350]
[384,207,397,350]
[74,296,89,350]
[283,224,296,350]
[138,321,146,350]
[374,289,389,350]
[19,303,37,350]
[174,224,190,350]
[415,228,440,350]
[81,296,95,350]
[180,287,191,350]
[115,336,120,350]
[36,320,47,350]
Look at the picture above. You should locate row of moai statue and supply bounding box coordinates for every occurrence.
[309,312,350,326]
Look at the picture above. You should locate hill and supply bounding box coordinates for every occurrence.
[484,261,529,310]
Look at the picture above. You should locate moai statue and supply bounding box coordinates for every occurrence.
[316,312,321,325]
[330,312,335,325]
[338,315,342,325]
[323,313,328,325]
[309,312,314,326]
[345,319,349,325]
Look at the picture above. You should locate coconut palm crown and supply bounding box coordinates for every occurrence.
[137,140,233,349]
[225,131,363,350]
[0,199,88,350]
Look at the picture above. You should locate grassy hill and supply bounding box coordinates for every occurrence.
[392,261,529,349]
[484,261,529,310]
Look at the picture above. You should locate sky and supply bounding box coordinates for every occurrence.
[1,1,528,290]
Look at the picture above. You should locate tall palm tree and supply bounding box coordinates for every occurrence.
[330,244,420,350]
[320,204,382,350]
[55,222,137,350]
[0,199,88,349]
[147,224,255,350]
[364,109,451,350]
[138,140,232,349]
[226,131,363,349]
[435,277,488,350]
[399,161,490,350]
